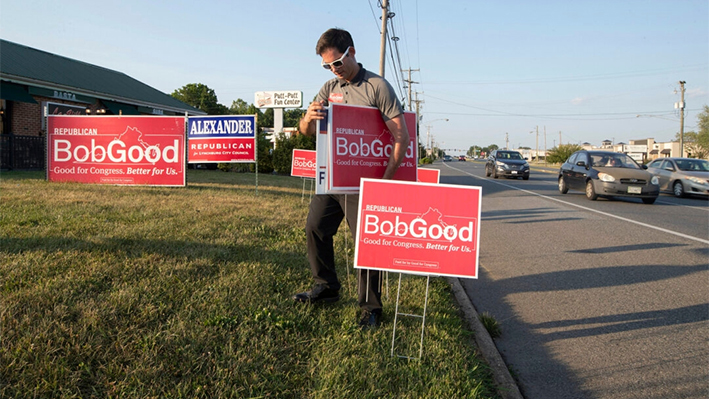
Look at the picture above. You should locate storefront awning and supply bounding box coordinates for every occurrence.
[660,149,672,154]
[102,100,140,115]
[649,149,659,154]
[0,81,38,104]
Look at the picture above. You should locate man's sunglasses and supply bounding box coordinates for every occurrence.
[321,46,351,70]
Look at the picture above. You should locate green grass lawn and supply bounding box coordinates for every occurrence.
[1,170,498,398]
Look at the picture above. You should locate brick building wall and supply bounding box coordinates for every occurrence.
[7,96,99,137]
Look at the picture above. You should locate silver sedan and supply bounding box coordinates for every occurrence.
[646,157,709,197]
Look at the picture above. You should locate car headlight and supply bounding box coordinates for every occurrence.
[495,161,508,169]
[686,176,708,185]
[523,162,529,169]
[598,172,615,182]
[651,176,659,185]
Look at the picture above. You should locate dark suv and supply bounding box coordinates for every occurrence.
[485,150,530,180]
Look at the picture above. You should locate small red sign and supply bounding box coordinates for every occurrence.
[291,149,316,178]
[47,116,186,186]
[417,168,440,183]
[355,179,481,279]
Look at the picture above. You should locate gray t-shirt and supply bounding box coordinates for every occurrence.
[315,65,403,122]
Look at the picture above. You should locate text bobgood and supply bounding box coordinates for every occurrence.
[53,139,179,164]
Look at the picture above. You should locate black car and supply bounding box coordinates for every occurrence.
[558,150,659,204]
[485,150,530,180]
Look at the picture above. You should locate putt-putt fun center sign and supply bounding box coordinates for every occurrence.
[187,115,256,163]
[355,179,481,279]
[316,103,418,194]
[47,115,186,186]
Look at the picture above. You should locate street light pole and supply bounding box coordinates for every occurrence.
[678,81,686,157]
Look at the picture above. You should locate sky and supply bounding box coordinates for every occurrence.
[1,0,707,154]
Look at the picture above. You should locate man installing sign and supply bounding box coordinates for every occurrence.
[294,28,410,329]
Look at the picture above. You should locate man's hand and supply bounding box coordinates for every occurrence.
[299,100,327,136]
[381,114,410,180]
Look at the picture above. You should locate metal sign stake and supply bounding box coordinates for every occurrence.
[390,274,430,360]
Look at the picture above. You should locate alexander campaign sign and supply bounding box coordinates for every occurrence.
[316,104,417,194]
[354,179,481,279]
[187,115,256,163]
[47,116,185,186]
[291,149,316,178]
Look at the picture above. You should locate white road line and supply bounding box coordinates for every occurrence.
[442,163,709,245]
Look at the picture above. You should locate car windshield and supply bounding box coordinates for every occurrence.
[675,159,709,172]
[590,153,640,169]
[498,152,523,160]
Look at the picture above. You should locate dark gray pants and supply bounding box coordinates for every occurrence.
[305,194,382,311]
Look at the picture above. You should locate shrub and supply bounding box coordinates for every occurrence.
[546,143,583,164]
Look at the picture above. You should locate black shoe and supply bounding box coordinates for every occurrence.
[292,285,340,304]
[358,309,382,329]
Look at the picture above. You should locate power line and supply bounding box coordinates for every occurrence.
[424,63,708,85]
[424,110,701,121]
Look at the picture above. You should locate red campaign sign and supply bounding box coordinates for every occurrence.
[188,137,255,163]
[291,149,316,178]
[417,168,440,183]
[355,179,481,279]
[47,116,186,186]
[329,104,417,192]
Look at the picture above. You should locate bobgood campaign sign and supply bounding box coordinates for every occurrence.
[47,116,185,186]
[291,149,316,178]
[355,179,481,279]
[417,168,440,184]
[187,115,256,163]
[320,103,417,193]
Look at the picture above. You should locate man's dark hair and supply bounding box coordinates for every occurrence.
[316,28,354,55]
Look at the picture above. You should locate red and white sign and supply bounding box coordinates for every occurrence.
[417,168,440,183]
[328,104,417,192]
[291,149,316,178]
[47,116,186,186]
[355,179,481,279]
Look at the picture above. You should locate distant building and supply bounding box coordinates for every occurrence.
[571,138,685,162]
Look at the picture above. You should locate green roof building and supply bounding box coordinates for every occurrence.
[0,39,205,169]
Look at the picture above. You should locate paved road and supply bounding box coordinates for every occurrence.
[437,160,708,399]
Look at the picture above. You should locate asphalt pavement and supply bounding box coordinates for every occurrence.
[434,160,708,399]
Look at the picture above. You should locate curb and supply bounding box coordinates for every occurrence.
[448,277,524,399]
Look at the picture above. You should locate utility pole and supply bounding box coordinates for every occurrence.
[505,132,509,150]
[559,131,562,147]
[414,91,424,159]
[535,126,539,163]
[678,81,686,157]
[402,68,420,111]
[379,0,389,77]
[413,91,423,121]
[544,126,547,164]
